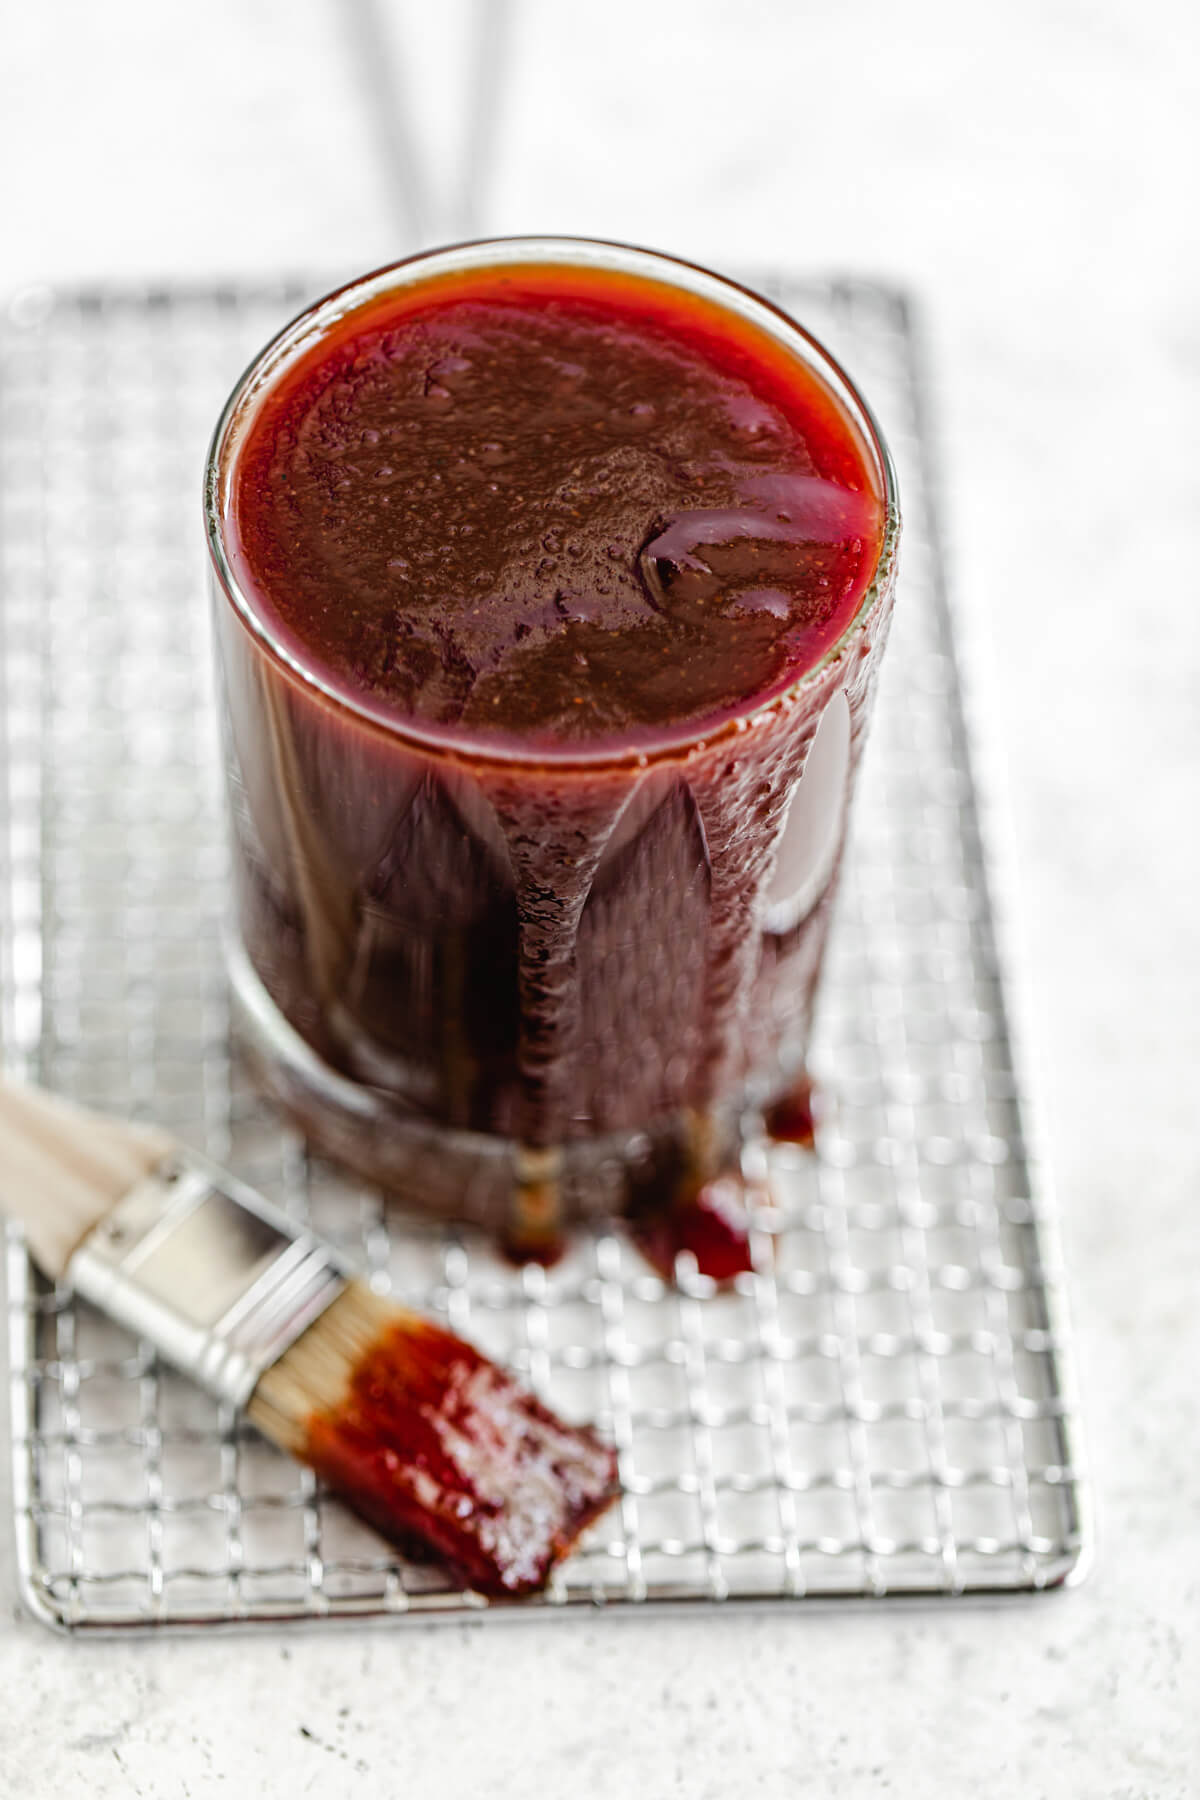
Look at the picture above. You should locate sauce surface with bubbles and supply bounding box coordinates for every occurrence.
[226,262,884,750]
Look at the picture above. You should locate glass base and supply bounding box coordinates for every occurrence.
[225,930,745,1235]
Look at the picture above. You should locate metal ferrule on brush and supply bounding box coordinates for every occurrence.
[67,1152,349,1409]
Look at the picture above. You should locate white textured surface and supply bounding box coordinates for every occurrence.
[0,1,1197,1794]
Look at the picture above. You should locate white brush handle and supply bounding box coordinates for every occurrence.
[0,1080,173,1278]
[0,1082,348,1407]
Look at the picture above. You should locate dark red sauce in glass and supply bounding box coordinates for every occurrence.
[212,253,894,1239]
[227,264,881,753]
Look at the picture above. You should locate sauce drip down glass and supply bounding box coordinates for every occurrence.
[204,238,900,1252]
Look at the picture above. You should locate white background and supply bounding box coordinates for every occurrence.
[1,1,1197,1793]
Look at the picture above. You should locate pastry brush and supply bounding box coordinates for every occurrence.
[0,1079,619,1598]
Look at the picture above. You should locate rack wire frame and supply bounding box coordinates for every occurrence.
[0,274,1091,1633]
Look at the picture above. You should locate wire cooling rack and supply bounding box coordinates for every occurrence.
[0,275,1089,1632]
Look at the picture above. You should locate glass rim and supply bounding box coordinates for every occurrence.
[203,235,900,771]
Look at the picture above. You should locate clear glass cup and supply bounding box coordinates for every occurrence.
[204,238,900,1250]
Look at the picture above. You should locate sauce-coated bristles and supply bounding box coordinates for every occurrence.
[250,1280,620,1597]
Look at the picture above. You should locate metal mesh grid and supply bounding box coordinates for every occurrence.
[0,275,1089,1632]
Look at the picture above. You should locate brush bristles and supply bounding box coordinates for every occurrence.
[246,1276,621,1597]
[247,1279,403,1454]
